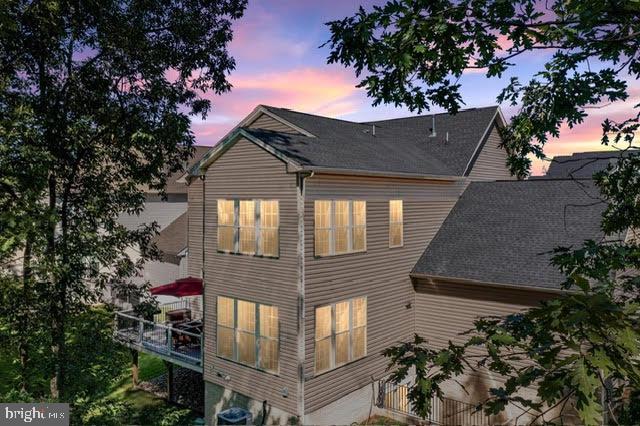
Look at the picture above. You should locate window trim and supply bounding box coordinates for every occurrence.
[216,295,280,375]
[314,200,367,257]
[389,199,404,248]
[314,296,367,374]
[217,199,280,258]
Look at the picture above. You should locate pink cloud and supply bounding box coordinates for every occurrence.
[192,67,362,144]
[529,96,640,175]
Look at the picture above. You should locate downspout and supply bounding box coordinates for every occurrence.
[200,174,206,371]
[296,171,312,421]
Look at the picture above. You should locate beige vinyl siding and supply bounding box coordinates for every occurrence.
[201,138,299,414]
[249,112,302,134]
[414,277,555,406]
[468,125,515,181]
[187,179,204,277]
[414,279,553,348]
[303,174,468,413]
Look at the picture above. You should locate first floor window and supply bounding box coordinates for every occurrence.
[216,296,279,373]
[217,199,279,257]
[314,297,367,373]
[314,200,366,256]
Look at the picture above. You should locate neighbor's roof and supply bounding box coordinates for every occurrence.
[153,212,187,265]
[545,149,638,179]
[412,179,607,290]
[164,146,211,193]
[193,105,502,178]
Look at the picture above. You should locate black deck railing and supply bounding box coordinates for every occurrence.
[381,381,490,425]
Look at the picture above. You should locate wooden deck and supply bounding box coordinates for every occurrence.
[114,302,203,373]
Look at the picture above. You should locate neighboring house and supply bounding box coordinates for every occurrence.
[544,148,638,178]
[115,104,611,424]
[113,146,209,305]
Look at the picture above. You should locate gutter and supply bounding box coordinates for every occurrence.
[409,272,567,295]
[292,166,467,182]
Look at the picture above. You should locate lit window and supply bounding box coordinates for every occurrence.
[260,200,279,257]
[217,200,236,252]
[239,201,256,255]
[389,200,403,248]
[314,200,367,256]
[314,297,367,373]
[216,296,279,373]
[314,201,332,257]
[217,199,279,257]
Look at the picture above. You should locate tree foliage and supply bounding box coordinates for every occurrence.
[325,0,639,177]
[0,0,246,400]
[327,1,640,424]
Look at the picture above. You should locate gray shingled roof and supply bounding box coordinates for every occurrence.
[545,149,638,179]
[412,179,607,289]
[240,105,499,176]
[153,212,187,265]
[165,146,211,194]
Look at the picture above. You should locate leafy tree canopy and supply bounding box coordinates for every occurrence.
[326,0,639,177]
[327,1,640,424]
[0,0,246,399]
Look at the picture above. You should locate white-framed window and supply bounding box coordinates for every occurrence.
[389,200,404,248]
[259,200,279,257]
[216,296,279,373]
[314,200,366,257]
[217,199,279,257]
[314,297,367,373]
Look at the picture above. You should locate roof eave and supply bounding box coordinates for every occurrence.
[409,271,567,294]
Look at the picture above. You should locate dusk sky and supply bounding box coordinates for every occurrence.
[191,1,638,175]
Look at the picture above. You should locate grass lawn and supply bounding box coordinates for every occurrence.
[105,353,202,425]
[362,415,408,425]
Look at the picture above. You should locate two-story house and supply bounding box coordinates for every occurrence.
[116,104,612,424]
[182,104,583,425]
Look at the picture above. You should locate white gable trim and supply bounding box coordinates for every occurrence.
[462,107,503,176]
[189,129,303,177]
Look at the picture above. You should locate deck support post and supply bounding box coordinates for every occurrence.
[165,361,174,403]
[131,349,139,388]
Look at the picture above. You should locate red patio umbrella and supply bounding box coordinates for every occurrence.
[150,276,203,297]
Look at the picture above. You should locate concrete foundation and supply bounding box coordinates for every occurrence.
[204,381,297,425]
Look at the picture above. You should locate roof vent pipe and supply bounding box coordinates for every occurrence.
[372,124,376,136]
[429,115,437,137]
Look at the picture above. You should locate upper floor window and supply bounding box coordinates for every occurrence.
[217,296,279,373]
[217,199,279,257]
[314,200,366,257]
[389,200,404,248]
[315,297,367,373]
